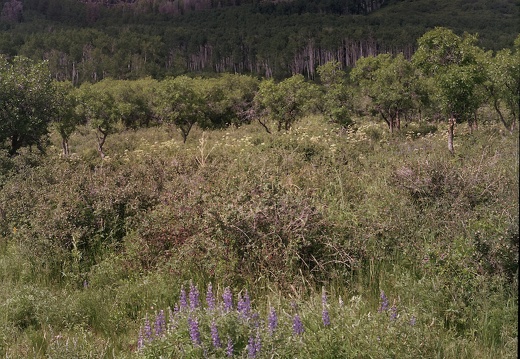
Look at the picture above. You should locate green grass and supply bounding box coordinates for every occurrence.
[0,115,517,357]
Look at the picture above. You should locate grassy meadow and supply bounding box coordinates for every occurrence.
[0,114,518,358]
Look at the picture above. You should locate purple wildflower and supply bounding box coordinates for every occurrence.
[210,320,222,349]
[238,291,251,319]
[322,308,331,327]
[292,314,304,336]
[322,288,331,327]
[268,307,278,335]
[180,286,188,311]
[223,287,233,312]
[188,316,201,346]
[137,327,144,350]
[410,315,416,326]
[251,312,260,328]
[189,282,200,311]
[378,291,389,312]
[390,304,398,321]
[247,333,261,358]
[226,338,234,357]
[206,283,216,311]
[155,310,166,337]
[143,315,153,341]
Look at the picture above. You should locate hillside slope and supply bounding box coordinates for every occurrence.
[0,0,517,80]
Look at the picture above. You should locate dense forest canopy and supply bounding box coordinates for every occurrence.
[0,0,518,81]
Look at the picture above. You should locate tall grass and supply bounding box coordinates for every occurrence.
[0,116,517,357]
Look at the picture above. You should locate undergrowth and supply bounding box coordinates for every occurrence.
[0,116,517,358]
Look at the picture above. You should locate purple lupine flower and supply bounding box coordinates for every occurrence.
[378,291,389,312]
[390,304,398,321]
[137,327,144,350]
[292,314,304,336]
[410,315,416,326]
[254,333,261,355]
[322,288,331,326]
[143,315,153,341]
[247,334,261,358]
[180,286,188,311]
[268,307,278,335]
[226,338,234,357]
[155,309,166,337]
[188,316,201,346]
[251,312,260,328]
[223,287,233,312]
[322,288,328,306]
[206,283,216,311]
[189,282,200,311]
[210,320,222,349]
[247,336,255,358]
[238,291,251,319]
[322,308,331,327]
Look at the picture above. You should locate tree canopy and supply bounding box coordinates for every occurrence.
[0,55,57,155]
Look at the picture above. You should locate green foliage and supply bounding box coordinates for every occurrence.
[53,81,83,156]
[479,34,520,132]
[107,77,159,129]
[154,76,206,143]
[198,74,260,129]
[317,60,353,127]
[255,75,320,132]
[76,80,123,157]
[0,55,57,155]
[351,53,424,132]
[0,75,518,358]
[413,27,486,122]
[1,0,517,81]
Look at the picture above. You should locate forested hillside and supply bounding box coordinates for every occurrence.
[0,0,518,81]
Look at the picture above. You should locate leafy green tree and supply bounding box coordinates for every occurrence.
[76,80,121,158]
[154,76,205,143]
[0,56,57,156]
[412,27,486,154]
[480,35,520,133]
[255,74,319,133]
[107,78,158,129]
[351,53,421,133]
[317,60,353,127]
[199,74,260,129]
[53,81,83,157]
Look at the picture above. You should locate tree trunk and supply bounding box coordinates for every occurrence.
[258,118,271,134]
[493,98,514,135]
[9,134,20,157]
[448,116,456,155]
[380,111,391,133]
[62,138,70,157]
[96,127,107,158]
[472,112,478,132]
